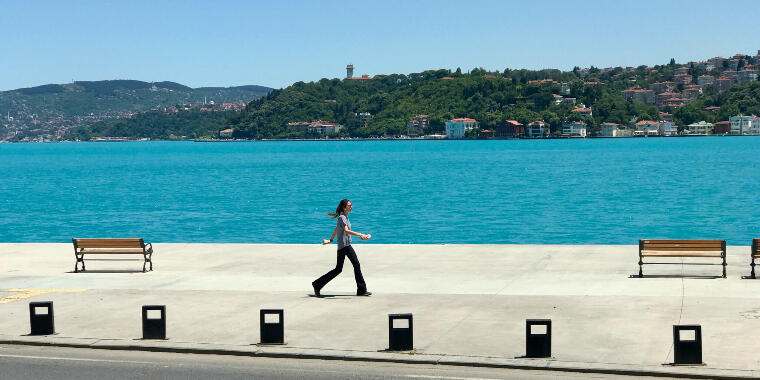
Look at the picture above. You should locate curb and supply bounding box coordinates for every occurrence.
[1,336,758,379]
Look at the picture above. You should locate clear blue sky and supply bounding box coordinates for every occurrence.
[2,0,758,91]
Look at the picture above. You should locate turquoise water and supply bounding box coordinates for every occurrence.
[1,138,759,244]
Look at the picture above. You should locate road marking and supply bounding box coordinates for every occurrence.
[0,353,151,364]
[0,289,87,304]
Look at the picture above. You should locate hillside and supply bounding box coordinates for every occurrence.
[229,55,759,139]
[0,80,271,141]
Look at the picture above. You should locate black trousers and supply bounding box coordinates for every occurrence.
[313,245,367,293]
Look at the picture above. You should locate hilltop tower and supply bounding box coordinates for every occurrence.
[346,64,354,79]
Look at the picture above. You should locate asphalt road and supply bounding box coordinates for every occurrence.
[0,344,683,380]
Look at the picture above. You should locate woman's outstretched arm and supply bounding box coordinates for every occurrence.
[343,225,371,240]
[322,226,340,245]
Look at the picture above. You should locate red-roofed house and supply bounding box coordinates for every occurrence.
[445,118,478,139]
[673,73,692,85]
[308,121,343,135]
[572,107,593,117]
[622,88,655,105]
[496,120,524,138]
[634,120,659,136]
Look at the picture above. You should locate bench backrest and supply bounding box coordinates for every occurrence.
[73,238,145,249]
[753,239,760,257]
[640,239,725,253]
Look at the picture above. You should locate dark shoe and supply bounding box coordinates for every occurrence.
[312,281,322,297]
[356,291,372,296]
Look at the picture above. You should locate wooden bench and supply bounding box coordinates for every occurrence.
[638,239,726,278]
[72,238,153,273]
[751,239,760,278]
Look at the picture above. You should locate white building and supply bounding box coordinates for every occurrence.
[445,118,478,139]
[308,121,343,135]
[526,121,549,138]
[634,120,659,136]
[562,121,587,137]
[659,121,678,136]
[729,115,759,135]
[601,122,631,137]
[687,121,714,135]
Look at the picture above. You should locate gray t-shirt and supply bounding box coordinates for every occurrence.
[337,215,352,249]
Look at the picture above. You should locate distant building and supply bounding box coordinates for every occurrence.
[219,128,234,138]
[572,106,592,117]
[682,85,702,99]
[346,64,354,79]
[445,118,478,139]
[634,120,659,136]
[495,120,524,138]
[308,121,343,136]
[714,77,734,93]
[561,97,577,105]
[406,115,429,136]
[674,67,690,75]
[659,112,673,122]
[659,121,678,136]
[526,121,549,138]
[347,74,372,81]
[560,82,571,95]
[621,88,656,105]
[287,121,310,131]
[704,106,720,115]
[723,70,739,80]
[729,115,760,135]
[562,121,587,137]
[552,94,564,105]
[656,92,680,108]
[661,97,689,108]
[697,75,715,86]
[673,73,692,85]
[601,122,631,137]
[737,69,758,83]
[650,81,676,94]
[687,121,714,135]
[715,121,731,134]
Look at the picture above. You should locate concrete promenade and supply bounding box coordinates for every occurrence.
[2,243,760,378]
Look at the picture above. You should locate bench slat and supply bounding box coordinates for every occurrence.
[641,251,723,257]
[640,245,724,251]
[74,238,144,249]
[641,239,723,244]
[78,250,145,254]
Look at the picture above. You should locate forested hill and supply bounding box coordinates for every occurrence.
[228,62,760,138]
[0,80,271,141]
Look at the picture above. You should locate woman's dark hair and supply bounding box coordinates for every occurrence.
[327,199,350,218]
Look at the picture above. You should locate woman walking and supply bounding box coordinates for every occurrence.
[312,199,372,297]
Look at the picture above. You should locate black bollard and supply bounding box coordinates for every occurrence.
[388,313,413,351]
[259,309,284,344]
[673,325,702,365]
[29,302,55,335]
[142,305,166,339]
[526,319,551,358]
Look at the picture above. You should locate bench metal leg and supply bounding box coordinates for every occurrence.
[722,256,727,279]
[752,257,756,279]
[638,259,643,278]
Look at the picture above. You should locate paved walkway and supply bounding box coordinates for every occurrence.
[1,243,760,378]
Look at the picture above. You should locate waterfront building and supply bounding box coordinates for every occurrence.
[697,75,715,86]
[659,121,678,136]
[406,115,429,136]
[219,128,234,138]
[526,121,549,138]
[601,122,631,137]
[674,67,690,75]
[445,118,478,139]
[478,129,493,139]
[562,121,587,137]
[715,121,731,134]
[687,121,714,135]
[673,73,692,85]
[287,121,310,131]
[308,121,343,135]
[495,120,524,138]
[621,88,655,105]
[729,115,759,135]
[634,120,659,136]
[650,81,675,94]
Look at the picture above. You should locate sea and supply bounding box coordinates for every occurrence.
[1,137,759,245]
